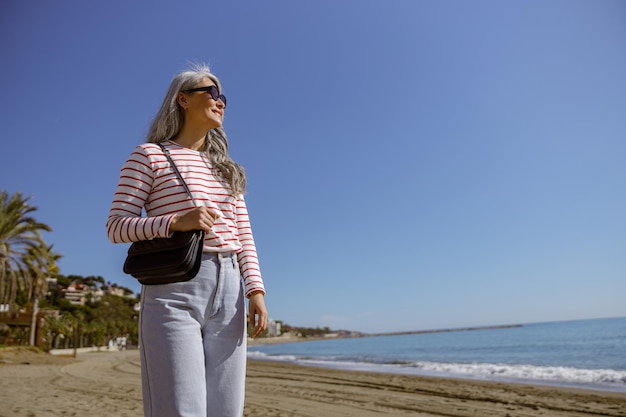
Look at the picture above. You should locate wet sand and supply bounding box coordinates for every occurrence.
[0,348,624,417]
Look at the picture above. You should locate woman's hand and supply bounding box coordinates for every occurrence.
[170,207,219,234]
[248,291,268,338]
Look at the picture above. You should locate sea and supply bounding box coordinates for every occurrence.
[248,316,626,392]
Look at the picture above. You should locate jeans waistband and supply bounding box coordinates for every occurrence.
[202,251,237,263]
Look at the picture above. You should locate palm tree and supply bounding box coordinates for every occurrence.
[42,314,72,350]
[23,243,61,345]
[0,190,52,310]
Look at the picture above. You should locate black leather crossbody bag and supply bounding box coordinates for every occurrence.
[123,143,205,285]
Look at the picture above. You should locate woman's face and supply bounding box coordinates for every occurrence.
[179,78,225,130]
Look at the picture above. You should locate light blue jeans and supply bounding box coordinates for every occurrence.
[139,252,247,417]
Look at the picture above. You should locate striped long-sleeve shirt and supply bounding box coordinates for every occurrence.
[106,141,264,296]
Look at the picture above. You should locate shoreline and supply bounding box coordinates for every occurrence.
[248,323,527,346]
[246,359,626,417]
[249,355,626,394]
[248,336,626,394]
[1,348,624,416]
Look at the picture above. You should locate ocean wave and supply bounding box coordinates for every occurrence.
[247,351,626,391]
[405,361,626,386]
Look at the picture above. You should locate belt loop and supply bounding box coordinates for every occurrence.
[215,252,236,268]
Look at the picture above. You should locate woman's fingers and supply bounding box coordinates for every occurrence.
[248,293,268,338]
[198,207,219,232]
[171,207,220,233]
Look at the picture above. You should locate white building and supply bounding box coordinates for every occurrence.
[266,319,281,337]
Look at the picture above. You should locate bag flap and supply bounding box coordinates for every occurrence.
[127,230,204,256]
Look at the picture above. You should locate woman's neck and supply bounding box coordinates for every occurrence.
[172,125,211,151]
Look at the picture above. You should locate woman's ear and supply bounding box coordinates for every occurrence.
[177,92,188,110]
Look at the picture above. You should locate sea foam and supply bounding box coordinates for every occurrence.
[248,351,626,391]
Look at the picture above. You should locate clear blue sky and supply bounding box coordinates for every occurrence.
[1,1,624,334]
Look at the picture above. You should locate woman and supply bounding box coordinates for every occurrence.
[106,64,267,417]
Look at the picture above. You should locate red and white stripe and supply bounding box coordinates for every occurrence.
[106,141,265,296]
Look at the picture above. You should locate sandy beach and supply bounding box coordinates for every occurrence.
[0,348,624,417]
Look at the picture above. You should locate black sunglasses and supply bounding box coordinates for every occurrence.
[182,85,227,107]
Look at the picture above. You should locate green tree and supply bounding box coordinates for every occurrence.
[83,319,108,348]
[23,244,61,345]
[88,294,139,346]
[42,314,72,350]
[0,191,51,310]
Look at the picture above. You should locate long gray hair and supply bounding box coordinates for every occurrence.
[147,64,246,195]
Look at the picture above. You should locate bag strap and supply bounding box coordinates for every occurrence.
[158,143,198,207]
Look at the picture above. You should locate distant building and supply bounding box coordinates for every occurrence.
[63,283,104,305]
[266,319,281,337]
[63,283,88,305]
[108,287,125,297]
[45,277,58,289]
